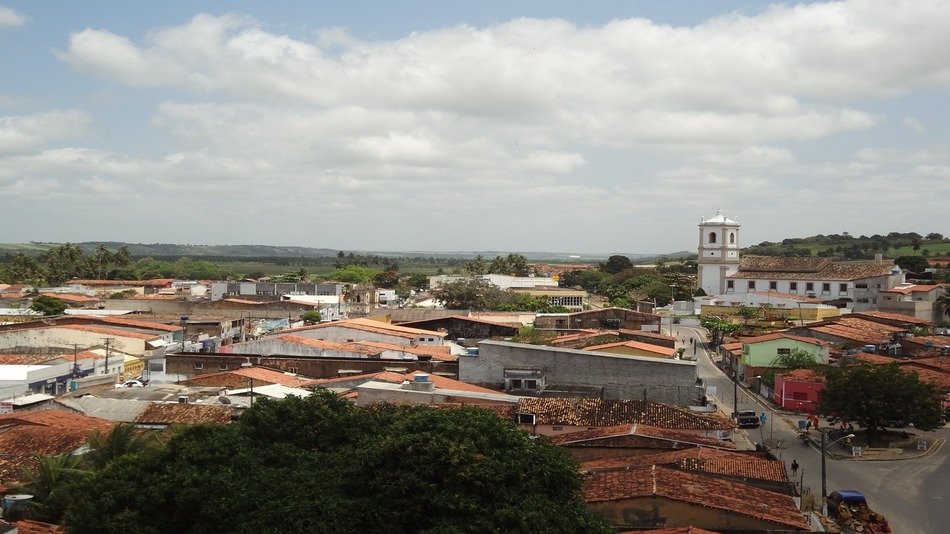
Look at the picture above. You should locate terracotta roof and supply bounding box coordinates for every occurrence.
[746,290,826,303]
[739,332,826,346]
[85,316,183,332]
[14,520,66,534]
[777,368,825,383]
[902,356,950,373]
[222,298,267,305]
[581,447,788,483]
[849,352,897,365]
[273,335,385,356]
[549,424,734,449]
[583,466,808,530]
[352,340,458,361]
[0,410,113,485]
[518,398,734,430]
[556,307,659,319]
[128,293,177,300]
[0,353,65,365]
[618,329,678,342]
[551,330,612,345]
[59,324,161,340]
[720,342,743,353]
[134,403,235,425]
[828,317,906,335]
[284,318,445,340]
[900,365,950,389]
[880,284,942,294]
[313,370,498,395]
[902,336,950,349]
[179,366,318,388]
[730,257,895,281]
[854,310,931,325]
[583,340,677,358]
[805,324,889,345]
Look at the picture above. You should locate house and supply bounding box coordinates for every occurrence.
[178,366,320,389]
[397,315,521,341]
[583,465,809,531]
[900,336,950,358]
[209,281,344,301]
[738,333,829,382]
[510,287,589,312]
[134,402,235,429]
[723,256,904,311]
[427,274,557,290]
[579,447,792,495]
[515,398,734,440]
[582,340,678,360]
[463,341,700,404]
[550,424,736,463]
[699,290,840,322]
[67,278,174,296]
[787,316,908,353]
[355,372,519,407]
[878,283,947,322]
[773,368,825,413]
[534,307,661,332]
[281,318,446,348]
[219,334,456,362]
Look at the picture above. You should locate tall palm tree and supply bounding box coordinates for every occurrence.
[84,422,162,470]
[9,453,89,522]
[936,288,950,322]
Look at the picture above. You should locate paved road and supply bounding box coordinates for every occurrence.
[672,325,949,534]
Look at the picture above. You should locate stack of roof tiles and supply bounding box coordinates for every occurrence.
[517,398,734,430]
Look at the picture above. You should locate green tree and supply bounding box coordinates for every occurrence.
[31,295,68,316]
[432,278,506,310]
[405,273,430,290]
[818,363,945,446]
[936,288,950,322]
[328,265,378,284]
[895,255,929,273]
[601,255,633,274]
[64,393,608,533]
[372,269,400,289]
[301,310,322,324]
[84,423,163,471]
[737,306,761,329]
[511,325,557,345]
[464,255,488,275]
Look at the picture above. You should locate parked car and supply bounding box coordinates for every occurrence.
[115,379,145,388]
[736,409,760,428]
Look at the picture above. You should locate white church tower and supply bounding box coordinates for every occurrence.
[697,208,741,296]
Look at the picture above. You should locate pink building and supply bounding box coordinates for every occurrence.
[773,368,825,413]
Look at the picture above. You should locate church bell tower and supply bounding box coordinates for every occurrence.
[697,208,741,296]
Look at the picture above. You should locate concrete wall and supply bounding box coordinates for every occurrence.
[166,353,458,380]
[463,341,700,405]
[0,327,149,356]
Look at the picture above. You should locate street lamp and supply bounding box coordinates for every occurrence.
[821,431,855,515]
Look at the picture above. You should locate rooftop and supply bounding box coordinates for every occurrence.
[777,368,825,383]
[729,257,895,281]
[134,403,235,425]
[179,366,319,389]
[581,447,788,483]
[583,466,808,530]
[283,317,445,340]
[518,398,734,430]
[852,310,933,325]
[582,340,677,358]
[739,332,827,346]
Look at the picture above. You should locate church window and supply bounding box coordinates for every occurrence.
[727,280,734,290]
[708,232,717,244]
[748,281,756,290]
[729,232,735,244]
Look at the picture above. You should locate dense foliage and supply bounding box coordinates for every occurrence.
[432,278,569,312]
[64,393,608,534]
[744,231,949,259]
[558,258,696,307]
[30,295,68,316]
[818,363,946,445]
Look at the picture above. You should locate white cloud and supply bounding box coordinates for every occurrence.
[902,116,925,133]
[0,4,27,27]
[0,110,91,156]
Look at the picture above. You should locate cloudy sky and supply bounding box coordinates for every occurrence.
[1,1,948,255]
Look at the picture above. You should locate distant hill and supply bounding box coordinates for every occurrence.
[0,242,684,262]
[743,232,949,259]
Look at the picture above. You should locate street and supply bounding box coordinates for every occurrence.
[672,325,949,534]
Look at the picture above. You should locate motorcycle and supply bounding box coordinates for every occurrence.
[799,431,810,445]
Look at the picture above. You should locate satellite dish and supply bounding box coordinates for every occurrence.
[218,396,232,404]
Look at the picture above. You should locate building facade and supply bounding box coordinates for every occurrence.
[697,208,742,296]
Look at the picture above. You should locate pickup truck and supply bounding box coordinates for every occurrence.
[736,409,760,428]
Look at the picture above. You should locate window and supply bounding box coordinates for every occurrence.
[727,280,734,290]
[510,379,523,389]
[748,281,756,290]
[218,364,228,371]
[855,283,868,289]
[777,348,791,355]
[839,283,848,293]
[729,232,735,244]
[709,232,717,244]
[769,281,777,290]
[193,362,204,370]
[806,283,814,291]
[789,282,798,292]
[525,380,538,390]
[517,413,536,425]
[288,367,299,374]
[822,283,831,295]
[552,426,563,431]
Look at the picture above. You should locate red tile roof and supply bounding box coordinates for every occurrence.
[582,340,677,358]
[583,466,808,530]
[68,278,173,287]
[849,352,898,365]
[134,403,235,425]
[518,398,735,430]
[549,424,734,449]
[729,257,894,281]
[778,368,825,383]
[352,340,457,361]
[618,329,678,342]
[880,284,942,294]
[43,293,99,303]
[284,317,445,340]
[59,324,162,340]
[313,370,498,395]
[0,410,113,485]
[274,335,385,356]
[581,447,788,483]
[180,366,318,388]
[86,316,183,332]
[854,310,933,325]
[805,324,889,345]
[14,520,66,534]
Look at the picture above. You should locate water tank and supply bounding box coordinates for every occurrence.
[466,347,480,356]
[3,494,33,511]
[413,373,430,383]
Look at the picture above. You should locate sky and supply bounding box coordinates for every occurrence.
[1,0,948,256]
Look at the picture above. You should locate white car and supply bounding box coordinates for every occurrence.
[115,380,145,388]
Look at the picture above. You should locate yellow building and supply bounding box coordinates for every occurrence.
[582,340,678,359]
[122,355,144,380]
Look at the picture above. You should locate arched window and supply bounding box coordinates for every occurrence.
[729,232,735,244]
[708,232,717,244]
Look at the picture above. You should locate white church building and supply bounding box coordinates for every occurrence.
[696,209,904,312]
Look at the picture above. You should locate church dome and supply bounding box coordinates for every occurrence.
[702,208,739,226]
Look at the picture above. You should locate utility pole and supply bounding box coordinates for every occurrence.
[72,343,80,377]
[101,337,115,376]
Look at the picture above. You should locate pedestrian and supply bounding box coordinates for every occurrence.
[791,460,799,476]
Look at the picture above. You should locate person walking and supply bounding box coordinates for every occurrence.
[791,459,799,477]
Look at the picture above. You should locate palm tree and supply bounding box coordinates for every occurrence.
[936,289,950,322]
[9,453,89,522]
[84,422,162,470]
